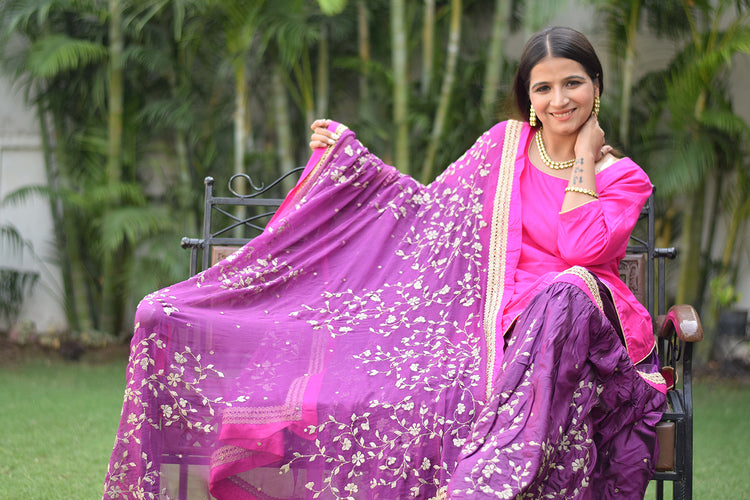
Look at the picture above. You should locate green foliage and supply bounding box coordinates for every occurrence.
[0,0,748,335]
[317,0,349,16]
[26,35,107,77]
[0,268,39,326]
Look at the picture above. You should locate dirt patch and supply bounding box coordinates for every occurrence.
[0,335,130,367]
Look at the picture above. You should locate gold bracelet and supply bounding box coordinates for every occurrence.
[564,186,599,199]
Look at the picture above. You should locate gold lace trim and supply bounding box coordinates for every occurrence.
[638,370,667,386]
[484,120,522,399]
[556,266,604,312]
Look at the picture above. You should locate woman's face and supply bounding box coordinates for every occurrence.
[528,56,597,137]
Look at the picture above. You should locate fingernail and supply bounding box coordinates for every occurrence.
[331,133,340,140]
[328,138,336,144]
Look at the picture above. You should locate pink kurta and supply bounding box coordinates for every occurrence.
[498,123,655,372]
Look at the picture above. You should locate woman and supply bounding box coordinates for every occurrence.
[105,27,666,499]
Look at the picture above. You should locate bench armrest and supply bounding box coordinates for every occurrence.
[656,304,703,343]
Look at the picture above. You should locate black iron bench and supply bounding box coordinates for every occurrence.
[178,173,703,500]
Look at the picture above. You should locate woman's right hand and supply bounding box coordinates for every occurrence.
[574,114,607,162]
[309,118,340,150]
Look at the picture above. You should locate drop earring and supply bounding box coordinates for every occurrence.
[593,96,600,118]
[529,104,537,127]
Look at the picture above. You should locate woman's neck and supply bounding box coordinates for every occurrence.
[540,129,576,161]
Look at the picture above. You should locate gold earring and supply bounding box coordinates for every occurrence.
[529,104,537,127]
[593,96,600,118]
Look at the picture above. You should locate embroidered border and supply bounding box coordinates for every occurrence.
[221,329,327,425]
[638,370,667,386]
[556,266,604,312]
[483,120,522,399]
[212,444,254,467]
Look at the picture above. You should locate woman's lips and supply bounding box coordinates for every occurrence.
[549,109,575,120]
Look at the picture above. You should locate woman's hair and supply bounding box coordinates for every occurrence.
[512,27,603,122]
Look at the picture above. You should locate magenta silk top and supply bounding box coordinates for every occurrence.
[500,122,654,365]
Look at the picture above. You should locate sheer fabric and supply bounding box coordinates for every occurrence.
[104,120,665,499]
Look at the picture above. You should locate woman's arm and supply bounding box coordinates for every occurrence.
[557,160,651,267]
[561,115,606,213]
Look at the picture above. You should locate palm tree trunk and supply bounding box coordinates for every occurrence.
[102,0,125,335]
[695,169,724,310]
[231,57,250,235]
[721,172,750,273]
[619,0,641,148]
[273,66,296,192]
[316,23,329,119]
[675,83,709,308]
[421,0,462,183]
[36,100,79,332]
[357,0,372,116]
[676,182,705,307]
[421,0,435,96]
[480,0,509,122]
[234,59,248,180]
[391,0,410,174]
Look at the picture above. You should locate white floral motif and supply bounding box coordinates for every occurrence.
[105,333,238,499]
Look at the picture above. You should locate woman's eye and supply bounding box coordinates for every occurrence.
[566,80,582,87]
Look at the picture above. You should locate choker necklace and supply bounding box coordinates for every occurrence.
[535,129,575,169]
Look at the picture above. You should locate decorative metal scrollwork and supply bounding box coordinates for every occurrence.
[228,166,305,199]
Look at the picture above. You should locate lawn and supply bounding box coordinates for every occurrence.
[0,354,126,500]
[1,352,749,499]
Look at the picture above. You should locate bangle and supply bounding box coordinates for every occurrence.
[565,186,599,199]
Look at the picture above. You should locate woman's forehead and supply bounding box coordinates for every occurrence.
[529,56,589,82]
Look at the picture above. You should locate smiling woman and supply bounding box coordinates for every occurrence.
[105,27,666,500]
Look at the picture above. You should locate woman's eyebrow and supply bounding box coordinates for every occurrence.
[530,75,587,90]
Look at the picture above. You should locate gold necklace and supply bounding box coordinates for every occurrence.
[535,129,575,169]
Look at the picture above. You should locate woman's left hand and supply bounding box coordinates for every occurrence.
[309,118,340,150]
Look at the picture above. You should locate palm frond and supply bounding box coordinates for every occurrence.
[96,205,175,253]
[1,184,56,207]
[0,223,32,256]
[698,108,750,138]
[651,135,716,196]
[26,34,107,78]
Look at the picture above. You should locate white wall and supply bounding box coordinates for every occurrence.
[0,75,68,333]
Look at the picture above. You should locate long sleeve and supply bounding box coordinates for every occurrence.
[557,158,651,267]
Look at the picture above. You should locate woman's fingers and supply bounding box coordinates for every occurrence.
[309,118,340,150]
[308,118,346,150]
[310,118,331,131]
[576,114,606,160]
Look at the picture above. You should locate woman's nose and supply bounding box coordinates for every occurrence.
[551,88,569,107]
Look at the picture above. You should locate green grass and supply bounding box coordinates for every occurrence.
[0,356,126,500]
[691,380,750,498]
[1,354,749,499]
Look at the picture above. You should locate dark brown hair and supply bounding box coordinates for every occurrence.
[512,27,603,122]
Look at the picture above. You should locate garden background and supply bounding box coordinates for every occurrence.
[0,0,749,498]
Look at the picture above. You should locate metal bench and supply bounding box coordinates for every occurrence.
[177,174,703,500]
